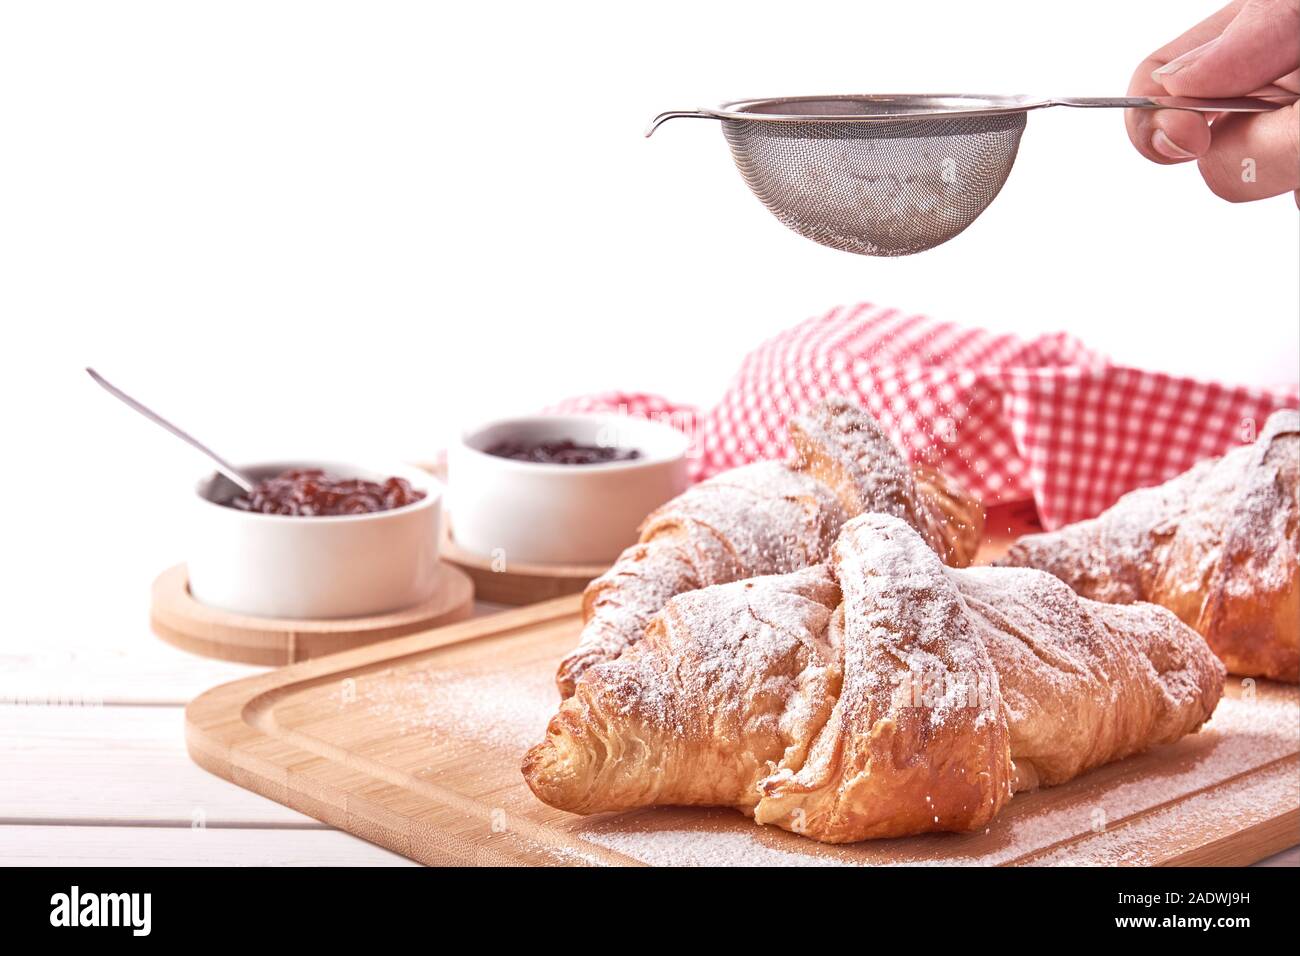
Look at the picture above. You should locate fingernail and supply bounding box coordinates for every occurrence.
[1152,36,1219,81]
[1152,129,1198,160]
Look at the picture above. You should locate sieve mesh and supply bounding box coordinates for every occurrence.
[720,111,1027,256]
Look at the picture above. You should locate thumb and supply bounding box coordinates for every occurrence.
[1195,103,1300,201]
[1153,0,1300,96]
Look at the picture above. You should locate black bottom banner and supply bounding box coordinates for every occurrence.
[0,862,1293,942]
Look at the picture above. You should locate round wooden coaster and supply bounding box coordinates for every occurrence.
[440,526,608,606]
[150,561,475,666]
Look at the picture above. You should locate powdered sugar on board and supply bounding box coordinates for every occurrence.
[1028,759,1299,866]
[568,689,1298,866]
[342,662,558,753]
[581,814,856,867]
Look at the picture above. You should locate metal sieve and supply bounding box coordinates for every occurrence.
[647,94,1297,256]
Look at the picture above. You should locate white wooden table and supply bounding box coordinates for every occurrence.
[0,570,509,867]
[3,590,1296,867]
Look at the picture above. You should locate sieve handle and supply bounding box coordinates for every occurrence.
[1050,94,1297,112]
[645,111,715,137]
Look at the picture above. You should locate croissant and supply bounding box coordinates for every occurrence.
[555,396,984,696]
[997,409,1299,683]
[523,514,1225,843]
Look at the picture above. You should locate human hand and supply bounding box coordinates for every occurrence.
[1126,0,1299,204]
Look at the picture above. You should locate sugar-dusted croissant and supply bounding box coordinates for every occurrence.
[523,514,1224,843]
[997,409,1299,683]
[554,396,984,696]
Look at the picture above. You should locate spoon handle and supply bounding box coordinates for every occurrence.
[86,367,257,494]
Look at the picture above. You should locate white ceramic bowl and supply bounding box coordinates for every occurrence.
[188,461,442,619]
[448,415,690,565]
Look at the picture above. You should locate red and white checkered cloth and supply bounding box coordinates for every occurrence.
[554,303,1299,530]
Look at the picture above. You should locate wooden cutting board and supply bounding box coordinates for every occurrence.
[187,590,1300,866]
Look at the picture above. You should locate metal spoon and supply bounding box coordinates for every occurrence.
[86,367,257,493]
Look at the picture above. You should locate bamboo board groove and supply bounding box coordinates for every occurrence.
[187,592,1300,867]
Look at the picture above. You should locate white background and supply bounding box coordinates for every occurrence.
[1,0,1297,642]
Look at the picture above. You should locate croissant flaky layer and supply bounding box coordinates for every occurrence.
[523,515,1225,843]
[998,409,1299,683]
[554,397,984,697]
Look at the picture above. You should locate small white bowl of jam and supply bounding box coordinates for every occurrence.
[189,461,442,619]
[448,415,690,565]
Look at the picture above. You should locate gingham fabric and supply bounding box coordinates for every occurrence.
[554,303,1299,530]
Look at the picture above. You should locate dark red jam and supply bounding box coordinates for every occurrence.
[483,439,642,465]
[226,469,426,516]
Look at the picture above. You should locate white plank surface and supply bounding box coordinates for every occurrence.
[0,602,515,865]
[1257,846,1300,866]
[1,601,509,706]
[0,825,418,866]
[1,645,263,707]
[0,705,317,827]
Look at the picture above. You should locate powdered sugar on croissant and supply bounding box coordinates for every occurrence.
[557,462,844,699]
[524,514,1224,843]
[998,409,1299,682]
[555,397,984,696]
[526,565,844,815]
